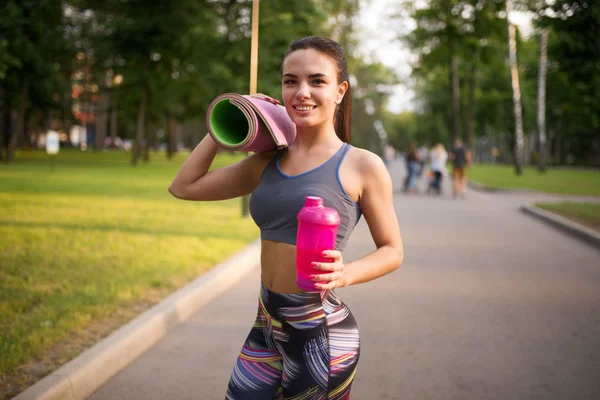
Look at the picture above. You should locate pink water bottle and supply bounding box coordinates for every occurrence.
[296,196,340,291]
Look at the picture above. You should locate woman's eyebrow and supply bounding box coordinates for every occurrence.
[282,73,329,78]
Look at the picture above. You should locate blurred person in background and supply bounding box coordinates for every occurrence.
[418,143,428,177]
[404,142,420,194]
[449,138,472,198]
[428,143,447,195]
[384,144,396,165]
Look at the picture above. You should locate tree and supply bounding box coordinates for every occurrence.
[535,0,600,165]
[506,0,525,174]
[536,28,548,171]
[403,0,465,142]
[0,0,76,162]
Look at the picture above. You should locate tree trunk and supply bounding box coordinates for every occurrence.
[166,111,177,159]
[22,108,33,151]
[466,64,476,154]
[110,93,119,148]
[450,54,462,142]
[0,86,7,160]
[554,134,562,165]
[537,28,549,172]
[95,93,109,151]
[61,97,71,147]
[527,132,536,164]
[143,127,151,162]
[7,78,29,162]
[445,0,462,142]
[132,89,147,165]
[506,0,524,175]
[143,114,152,163]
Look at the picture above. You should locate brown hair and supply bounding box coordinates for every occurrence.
[406,143,419,162]
[282,36,352,143]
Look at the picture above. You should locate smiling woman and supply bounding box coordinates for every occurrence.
[281,38,352,144]
[168,36,404,399]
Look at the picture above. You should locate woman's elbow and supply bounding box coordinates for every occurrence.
[392,245,404,270]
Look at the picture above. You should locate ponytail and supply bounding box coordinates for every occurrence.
[335,84,352,143]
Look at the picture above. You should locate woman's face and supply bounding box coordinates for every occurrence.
[281,48,348,130]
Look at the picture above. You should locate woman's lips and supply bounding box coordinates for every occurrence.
[293,105,317,114]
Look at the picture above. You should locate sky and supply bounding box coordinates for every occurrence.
[356,0,534,114]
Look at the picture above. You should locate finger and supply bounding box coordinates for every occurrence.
[312,262,344,272]
[252,94,280,105]
[264,97,280,105]
[315,280,339,290]
[310,272,342,282]
[321,250,343,261]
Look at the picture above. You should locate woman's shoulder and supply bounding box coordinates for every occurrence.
[252,149,279,162]
[346,145,388,177]
[247,149,279,176]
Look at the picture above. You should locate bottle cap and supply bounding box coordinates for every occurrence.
[298,196,340,226]
[304,196,323,208]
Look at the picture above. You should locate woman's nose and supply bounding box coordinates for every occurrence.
[295,82,311,100]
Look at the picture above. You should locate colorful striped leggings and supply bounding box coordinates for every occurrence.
[226,283,360,399]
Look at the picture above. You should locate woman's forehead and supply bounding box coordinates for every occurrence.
[282,49,337,76]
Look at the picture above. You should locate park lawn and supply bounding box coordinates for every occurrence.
[0,149,258,397]
[535,202,600,233]
[468,164,600,196]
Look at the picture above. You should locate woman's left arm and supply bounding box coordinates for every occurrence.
[313,152,403,289]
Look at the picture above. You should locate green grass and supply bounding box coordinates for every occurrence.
[535,202,600,232]
[468,164,600,196]
[0,149,258,381]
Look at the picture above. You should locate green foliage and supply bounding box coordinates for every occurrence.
[0,0,77,113]
[388,0,599,165]
[352,61,399,153]
[534,1,600,163]
[0,0,397,157]
[399,0,514,146]
[0,38,21,80]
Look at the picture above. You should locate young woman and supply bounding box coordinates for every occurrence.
[429,143,448,195]
[169,36,403,400]
[404,142,421,194]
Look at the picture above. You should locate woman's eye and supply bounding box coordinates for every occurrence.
[313,79,325,85]
[283,79,296,84]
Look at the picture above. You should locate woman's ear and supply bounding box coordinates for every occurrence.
[335,81,349,104]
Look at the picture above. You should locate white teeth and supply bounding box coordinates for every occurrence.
[295,106,315,111]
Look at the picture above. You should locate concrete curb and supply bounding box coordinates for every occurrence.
[12,240,262,400]
[467,179,510,193]
[520,203,600,249]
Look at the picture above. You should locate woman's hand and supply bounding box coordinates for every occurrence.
[250,93,281,106]
[310,250,348,290]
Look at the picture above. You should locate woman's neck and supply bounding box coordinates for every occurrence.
[292,124,342,152]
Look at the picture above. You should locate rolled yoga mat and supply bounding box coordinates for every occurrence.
[206,93,297,152]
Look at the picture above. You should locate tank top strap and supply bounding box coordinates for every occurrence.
[274,143,349,170]
[334,142,351,167]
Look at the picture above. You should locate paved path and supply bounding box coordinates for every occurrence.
[90,160,600,400]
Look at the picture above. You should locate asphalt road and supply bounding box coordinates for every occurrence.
[89,160,600,400]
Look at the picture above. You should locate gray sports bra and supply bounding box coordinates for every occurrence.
[249,143,362,251]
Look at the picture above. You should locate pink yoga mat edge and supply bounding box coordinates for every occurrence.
[206,93,296,152]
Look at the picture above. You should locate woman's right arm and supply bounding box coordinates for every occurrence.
[168,134,276,201]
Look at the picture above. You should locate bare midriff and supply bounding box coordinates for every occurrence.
[260,240,306,294]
